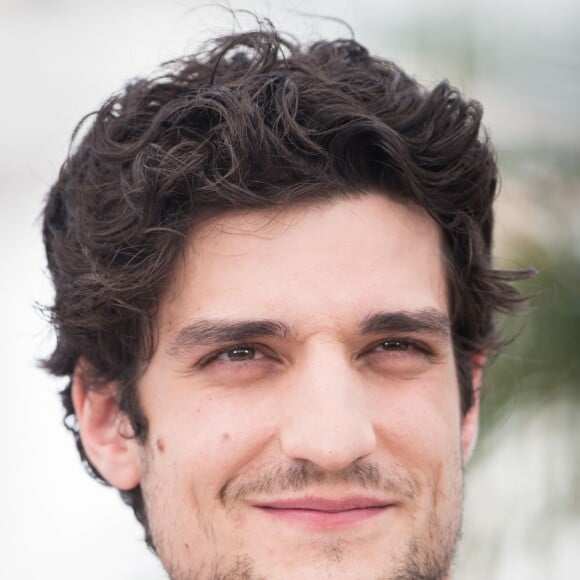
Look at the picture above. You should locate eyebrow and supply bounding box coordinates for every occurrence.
[360,308,451,339]
[168,308,451,357]
[168,319,293,356]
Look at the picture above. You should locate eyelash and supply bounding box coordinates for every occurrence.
[198,344,272,367]
[199,338,433,368]
[364,338,433,357]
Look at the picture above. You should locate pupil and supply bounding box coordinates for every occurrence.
[228,347,254,361]
[384,341,407,350]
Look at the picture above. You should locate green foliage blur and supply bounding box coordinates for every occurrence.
[483,245,580,435]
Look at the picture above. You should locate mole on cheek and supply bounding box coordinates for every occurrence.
[156,437,166,453]
[221,432,231,443]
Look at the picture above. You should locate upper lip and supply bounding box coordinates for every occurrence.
[253,496,393,512]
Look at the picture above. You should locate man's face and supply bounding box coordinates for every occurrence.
[131,194,477,580]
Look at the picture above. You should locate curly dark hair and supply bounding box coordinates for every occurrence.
[42,25,530,547]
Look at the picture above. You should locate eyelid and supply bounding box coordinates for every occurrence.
[360,336,436,357]
[196,336,441,368]
[197,342,277,367]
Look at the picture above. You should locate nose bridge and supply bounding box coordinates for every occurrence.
[279,340,376,472]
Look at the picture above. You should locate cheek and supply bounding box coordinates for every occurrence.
[373,374,463,471]
[147,388,278,495]
[371,378,464,532]
[140,390,279,554]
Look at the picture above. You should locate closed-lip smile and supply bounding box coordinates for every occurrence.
[253,495,394,527]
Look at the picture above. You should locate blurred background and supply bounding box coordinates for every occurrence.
[0,0,578,578]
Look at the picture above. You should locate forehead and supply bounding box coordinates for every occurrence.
[161,193,447,332]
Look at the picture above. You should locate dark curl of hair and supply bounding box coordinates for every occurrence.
[42,26,531,548]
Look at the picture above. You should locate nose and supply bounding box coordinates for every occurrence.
[279,347,377,472]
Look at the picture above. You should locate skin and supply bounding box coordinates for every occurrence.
[74,193,480,580]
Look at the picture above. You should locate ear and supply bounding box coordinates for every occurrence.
[72,361,141,490]
[460,353,485,464]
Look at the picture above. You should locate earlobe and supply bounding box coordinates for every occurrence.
[460,353,485,464]
[72,361,141,490]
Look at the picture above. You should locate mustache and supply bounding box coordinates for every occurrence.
[220,460,418,505]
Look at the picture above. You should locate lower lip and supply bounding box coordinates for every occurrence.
[256,506,389,527]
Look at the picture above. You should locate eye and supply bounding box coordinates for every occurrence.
[360,338,436,375]
[216,346,263,362]
[195,343,280,380]
[363,337,433,359]
[375,340,414,352]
